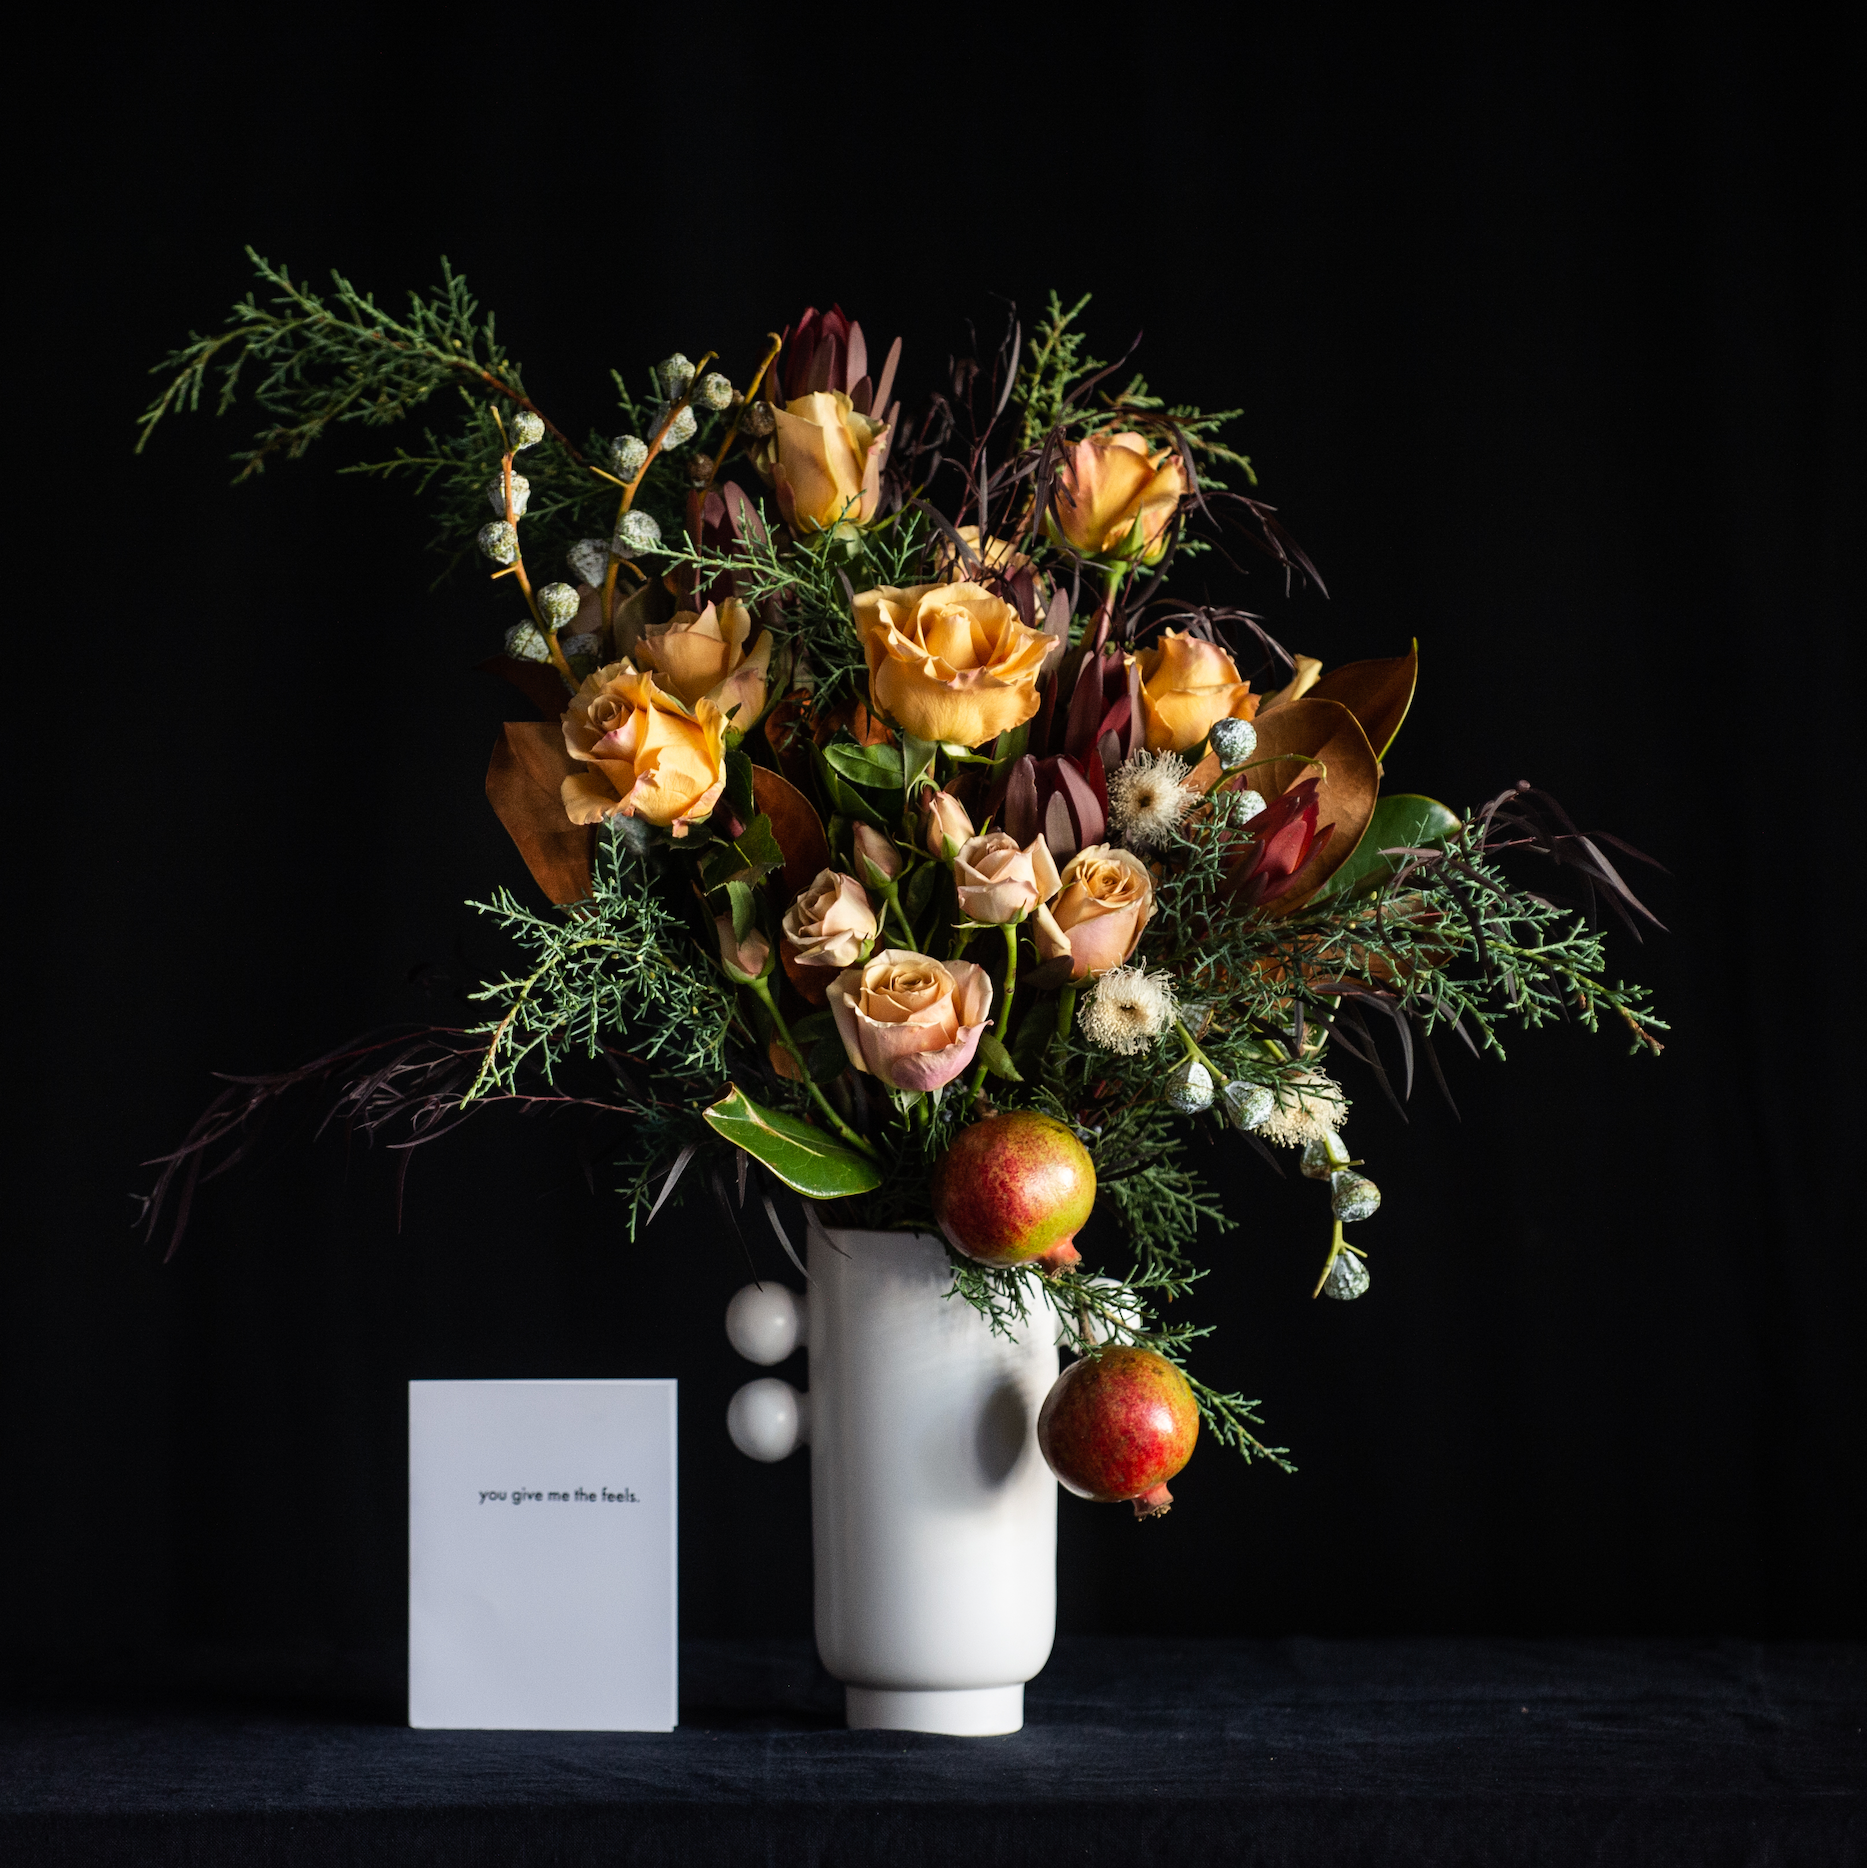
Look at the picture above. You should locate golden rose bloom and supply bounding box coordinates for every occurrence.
[560,661,727,836]
[1034,844,1156,980]
[780,870,877,970]
[853,582,1054,749]
[634,599,772,726]
[1049,432,1187,564]
[1133,630,1260,755]
[826,950,993,1093]
[761,391,889,533]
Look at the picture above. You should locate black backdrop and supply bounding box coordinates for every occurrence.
[7,12,1859,1708]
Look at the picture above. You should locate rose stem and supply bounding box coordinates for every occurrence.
[488,411,576,690]
[747,975,882,1161]
[1045,983,1078,1075]
[968,922,1020,1112]
[600,350,717,633]
[878,878,919,951]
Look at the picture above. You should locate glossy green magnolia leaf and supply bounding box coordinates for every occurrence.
[702,1085,883,1198]
[1313,793,1461,901]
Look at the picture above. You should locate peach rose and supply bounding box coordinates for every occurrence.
[922,789,975,860]
[1133,630,1259,755]
[1034,844,1156,979]
[853,581,1054,748]
[826,950,993,1092]
[759,391,889,533]
[560,661,727,836]
[954,830,1062,926]
[1048,432,1187,564]
[781,870,878,969]
[634,598,772,726]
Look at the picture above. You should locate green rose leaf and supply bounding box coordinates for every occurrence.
[977,1032,1024,1082]
[702,1085,883,1198]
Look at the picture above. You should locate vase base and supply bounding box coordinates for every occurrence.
[844,1684,1024,1735]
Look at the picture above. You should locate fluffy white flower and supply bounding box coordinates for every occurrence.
[1080,964,1177,1056]
[1108,751,1195,851]
[1255,1068,1349,1147]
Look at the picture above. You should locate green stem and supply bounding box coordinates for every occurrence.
[1310,1217,1347,1299]
[1046,983,1078,1077]
[968,921,1020,1112]
[749,975,882,1160]
[878,880,919,951]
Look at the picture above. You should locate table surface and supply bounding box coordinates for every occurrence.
[4,1637,1862,1866]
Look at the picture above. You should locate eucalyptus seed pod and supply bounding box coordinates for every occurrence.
[654,402,698,449]
[503,621,551,663]
[1208,717,1258,766]
[508,410,546,450]
[567,539,611,586]
[486,472,531,517]
[740,400,777,439]
[694,371,733,411]
[612,510,662,558]
[1236,789,1267,823]
[1322,1249,1370,1301]
[685,452,715,486]
[478,521,519,566]
[561,631,601,663]
[1165,1057,1215,1114]
[1221,1080,1275,1131]
[1301,1132,1351,1180]
[1330,1171,1382,1223]
[609,434,649,480]
[655,353,696,400]
[537,582,580,629]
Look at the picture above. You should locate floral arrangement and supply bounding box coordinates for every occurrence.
[141,259,1664,1510]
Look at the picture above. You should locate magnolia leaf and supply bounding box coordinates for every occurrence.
[1312,794,1461,901]
[1242,697,1381,913]
[751,765,830,896]
[977,1032,1024,1082]
[1310,643,1419,762]
[702,1085,882,1198]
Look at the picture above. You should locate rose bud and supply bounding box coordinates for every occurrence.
[559,664,728,837]
[826,951,994,1093]
[853,582,1053,748]
[851,822,903,887]
[634,598,772,726]
[781,870,878,969]
[1047,432,1187,565]
[922,790,975,861]
[754,391,889,533]
[714,915,772,986]
[954,831,1061,926]
[1133,631,1259,756]
[1032,845,1156,980]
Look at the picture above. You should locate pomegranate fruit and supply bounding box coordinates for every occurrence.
[1037,1346,1199,1519]
[932,1111,1095,1271]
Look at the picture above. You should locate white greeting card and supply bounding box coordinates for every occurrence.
[408,1379,678,1730]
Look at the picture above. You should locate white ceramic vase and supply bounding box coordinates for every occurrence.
[724,1223,1058,1735]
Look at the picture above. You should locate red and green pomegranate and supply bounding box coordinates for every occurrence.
[1037,1346,1199,1519]
[932,1111,1095,1271]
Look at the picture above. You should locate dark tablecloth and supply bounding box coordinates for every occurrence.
[4,1637,1861,1865]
